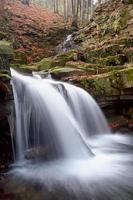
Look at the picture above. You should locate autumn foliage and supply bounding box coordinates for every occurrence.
[0,0,66,63]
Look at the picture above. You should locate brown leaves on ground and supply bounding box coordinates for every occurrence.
[3,1,66,63]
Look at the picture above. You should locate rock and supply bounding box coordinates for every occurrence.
[0,41,13,70]
[24,147,54,160]
[0,40,13,173]
[14,50,28,65]
[122,0,133,4]
[63,67,133,97]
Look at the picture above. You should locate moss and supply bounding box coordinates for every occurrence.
[99,55,126,66]
[0,72,11,81]
[51,66,84,78]
[84,44,120,63]
[74,32,86,43]
[126,49,133,62]
[14,51,28,65]
[0,69,10,75]
[12,64,38,74]
[0,31,7,40]
[55,50,78,65]
[80,74,120,97]
[109,67,133,89]
[0,40,13,56]
[37,57,54,70]
[77,67,133,97]
[119,38,133,48]
[112,8,130,33]
[37,50,78,71]
[122,0,133,4]
[120,67,133,87]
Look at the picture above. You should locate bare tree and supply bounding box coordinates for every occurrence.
[29,0,97,25]
[21,0,30,6]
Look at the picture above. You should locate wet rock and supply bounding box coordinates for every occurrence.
[0,40,13,173]
[24,147,54,160]
[55,34,77,54]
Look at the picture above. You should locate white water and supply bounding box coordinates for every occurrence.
[10,69,133,200]
[11,68,109,160]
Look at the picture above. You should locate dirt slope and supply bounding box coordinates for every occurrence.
[0,1,69,63]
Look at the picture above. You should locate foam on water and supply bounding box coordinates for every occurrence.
[10,69,133,200]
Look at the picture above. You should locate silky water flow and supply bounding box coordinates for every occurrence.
[9,68,133,200]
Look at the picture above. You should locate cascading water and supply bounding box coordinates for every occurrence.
[9,69,133,200]
[55,34,76,53]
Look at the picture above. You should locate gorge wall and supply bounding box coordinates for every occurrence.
[0,41,13,173]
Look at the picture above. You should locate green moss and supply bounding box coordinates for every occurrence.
[51,66,84,78]
[55,50,78,65]
[0,69,10,75]
[11,64,38,74]
[99,55,126,66]
[74,32,86,43]
[14,51,28,65]
[120,67,133,87]
[37,57,54,70]
[78,67,133,97]
[85,44,120,63]
[112,8,130,33]
[0,40,13,56]
[109,67,133,89]
[126,49,133,62]
[80,74,120,96]
[0,71,11,81]
[37,50,78,71]
[122,0,133,4]
[119,38,133,48]
[0,31,7,40]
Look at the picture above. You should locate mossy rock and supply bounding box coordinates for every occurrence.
[65,62,98,74]
[125,49,133,62]
[0,40,13,56]
[0,31,7,40]
[14,51,28,65]
[37,57,55,70]
[120,67,133,88]
[98,55,127,66]
[12,64,38,74]
[122,0,133,4]
[55,50,78,65]
[51,66,84,78]
[80,74,120,97]
[84,44,121,63]
[0,71,11,82]
[118,38,133,48]
[74,32,86,43]
[112,8,130,33]
[74,67,133,97]
[37,50,78,70]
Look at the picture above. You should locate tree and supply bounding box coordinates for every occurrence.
[29,0,96,25]
[0,0,6,15]
[54,0,59,13]
[21,0,30,6]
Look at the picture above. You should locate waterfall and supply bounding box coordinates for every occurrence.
[55,34,76,53]
[11,68,109,161]
[10,69,133,200]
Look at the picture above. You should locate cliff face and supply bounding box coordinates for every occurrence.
[0,41,13,172]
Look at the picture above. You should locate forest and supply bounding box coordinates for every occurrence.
[0,0,133,199]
